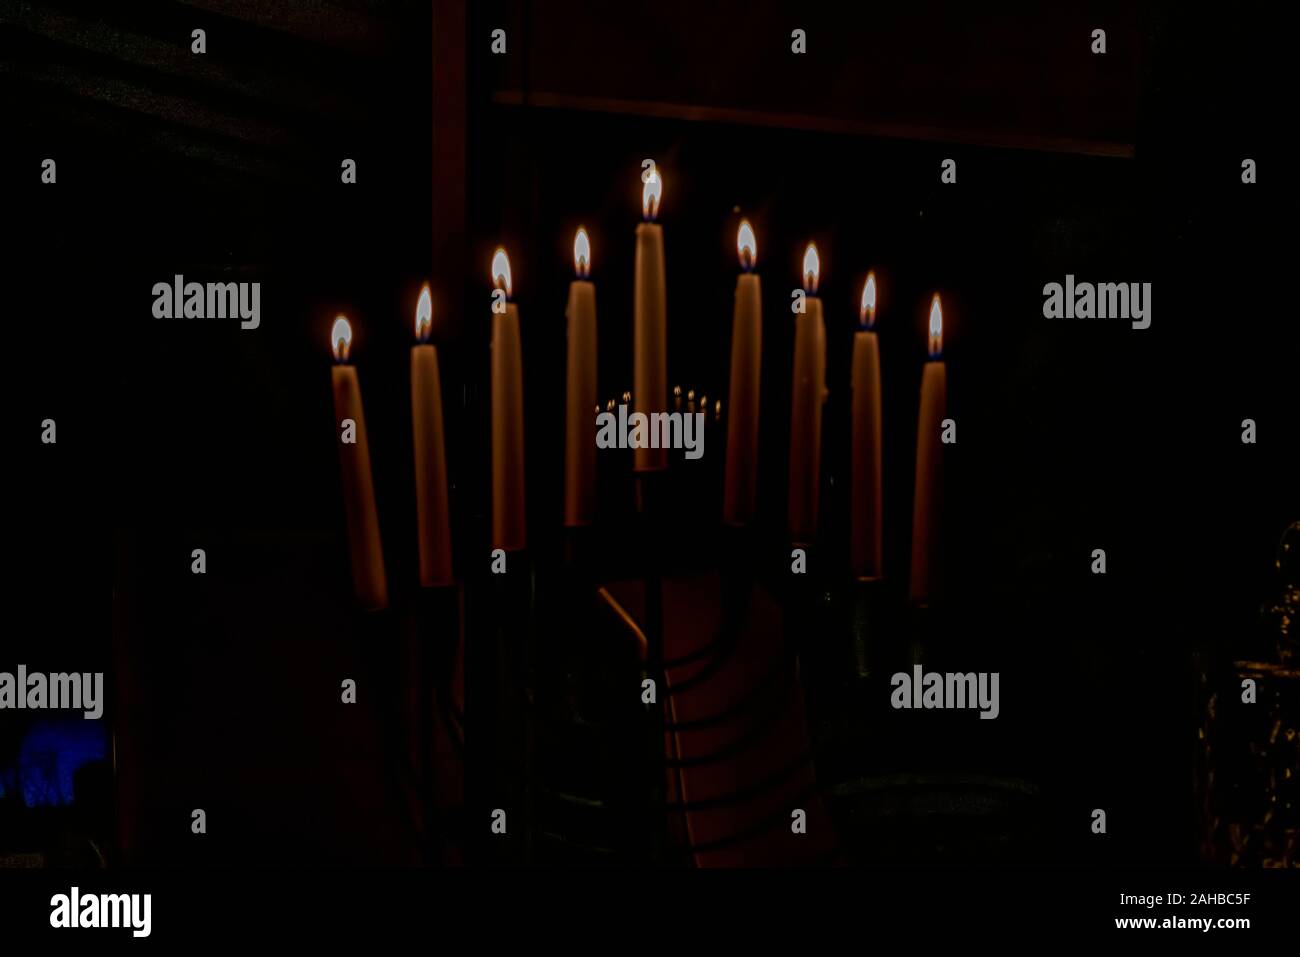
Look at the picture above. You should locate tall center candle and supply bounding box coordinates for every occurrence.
[788,243,826,544]
[909,294,947,604]
[850,273,883,579]
[565,227,598,526]
[411,284,454,586]
[330,316,388,610]
[633,169,667,473]
[723,219,762,526]
[491,248,527,551]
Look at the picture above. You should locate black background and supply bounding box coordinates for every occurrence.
[2,0,1294,869]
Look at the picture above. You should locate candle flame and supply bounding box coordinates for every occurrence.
[802,243,820,294]
[928,294,943,357]
[415,284,433,341]
[737,219,756,271]
[574,227,591,278]
[861,272,877,328]
[331,315,353,363]
[642,169,662,220]
[491,247,512,299]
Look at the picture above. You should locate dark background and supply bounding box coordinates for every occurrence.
[2,0,1293,867]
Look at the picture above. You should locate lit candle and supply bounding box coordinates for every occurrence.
[411,284,454,587]
[723,219,762,526]
[491,248,526,551]
[330,316,388,610]
[850,273,883,579]
[909,294,947,604]
[565,227,598,526]
[633,169,667,472]
[788,243,826,543]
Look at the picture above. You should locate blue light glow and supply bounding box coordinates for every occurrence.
[0,720,108,807]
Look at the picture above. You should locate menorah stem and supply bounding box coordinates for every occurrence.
[636,473,665,663]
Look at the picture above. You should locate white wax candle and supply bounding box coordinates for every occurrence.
[850,273,883,579]
[565,228,597,526]
[330,316,388,609]
[788,243,825,543]
[634,170,667,472]
[723,219,762,526]
[909,294,947,604]
[491,248,526,550]
[411,285,454,587]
